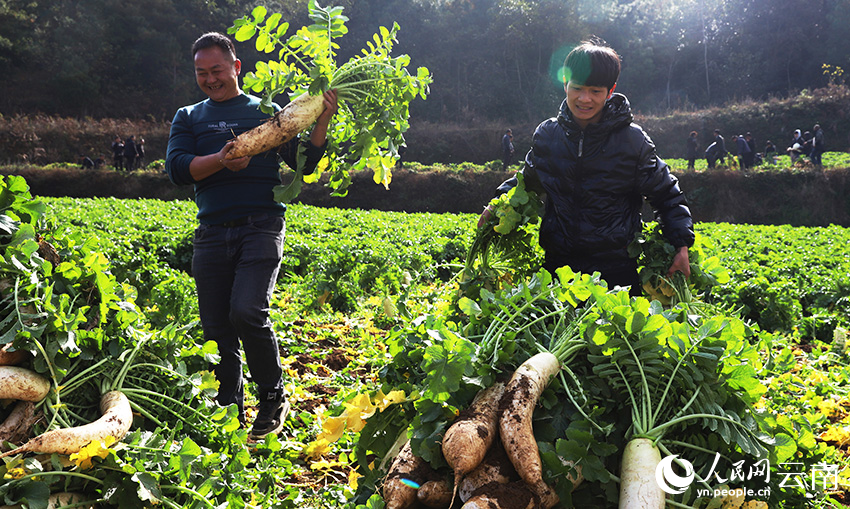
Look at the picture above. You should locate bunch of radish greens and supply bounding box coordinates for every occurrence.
[349,265,823,508]
[629,221,731,313]
[227,1,431,202]
[0,176,294,508]
[461,172,544,300]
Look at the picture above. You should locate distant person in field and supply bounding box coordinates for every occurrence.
[136,137,146,169]
[396,144,407,169]
[811,124,825,167]
[763,140,777,165]
[165,31,337,440]
[744,132,756,170]
[802,131,813,158]
[686,130,698,170]
[705,129,726,169]
[787,129,804,163]
[501,128,514,170]
[123,135,138,171]
[111,136,124,170]
[79,154,94,169]
[478,39,694,296]
[734,134,752,172]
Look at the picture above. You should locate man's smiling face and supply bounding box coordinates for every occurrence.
[194,46,241,102]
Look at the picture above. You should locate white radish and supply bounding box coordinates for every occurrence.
[0,401,36,447]
[225,93,326,159]
[0,491,95,509]
[499,352,561,509]
[442,382,505,507]
[458,439,517,502]
[382,439,421,509]
[0,366,50,402]
[619,437,665,509]
[0,344,29,366]
[416,478,453,508]
[0,390,132,458]
[461,481,538,509]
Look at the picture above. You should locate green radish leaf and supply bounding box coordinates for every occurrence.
[772,433,797,463]
[626,310,646,334]
[132,472,162,503]
[421,330,474,403]
[457,296,482,318]
[723,364,767,402]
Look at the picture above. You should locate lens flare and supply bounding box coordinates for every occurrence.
[550,44,576,87]
[400,478,420,489]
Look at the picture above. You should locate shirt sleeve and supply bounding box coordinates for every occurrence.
[277,135,327,174]
[164,108,197,186]
[636,133,695,249]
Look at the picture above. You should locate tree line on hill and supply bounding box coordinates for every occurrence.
[0,0,848,127]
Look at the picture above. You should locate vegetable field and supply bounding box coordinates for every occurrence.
[3,174,850,508]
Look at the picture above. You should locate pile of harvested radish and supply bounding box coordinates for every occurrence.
[349,267,806,508]
[0,176,237,508]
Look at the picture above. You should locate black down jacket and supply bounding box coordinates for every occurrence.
[497,93,694,264]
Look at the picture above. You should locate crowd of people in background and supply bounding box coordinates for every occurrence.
[73,135,149,171]
[785,125,826,166]
[500,123,828,173]
[690,124,826,172]
[106,134,146,171]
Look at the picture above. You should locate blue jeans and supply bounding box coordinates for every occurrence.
[192,215,286,418]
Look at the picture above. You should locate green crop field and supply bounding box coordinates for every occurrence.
[2,175,850,508]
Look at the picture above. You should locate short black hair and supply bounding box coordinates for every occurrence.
[563,39,620,90]
[192,32,237,60]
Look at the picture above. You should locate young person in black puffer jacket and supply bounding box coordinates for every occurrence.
[479,39,694,296]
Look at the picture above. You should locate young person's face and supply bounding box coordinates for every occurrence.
[194,46,241,102]
[565,81,612,129]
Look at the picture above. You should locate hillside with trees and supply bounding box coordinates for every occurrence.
[1,0,848,126]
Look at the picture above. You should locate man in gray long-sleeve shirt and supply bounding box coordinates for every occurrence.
[165,31,337,439]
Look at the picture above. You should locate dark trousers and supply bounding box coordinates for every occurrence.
[811,147,824,166]
[502,151,513,171]
[192,215,286,418]
[544,255,641,297]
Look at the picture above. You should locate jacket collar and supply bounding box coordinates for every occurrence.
[557,93,634,137]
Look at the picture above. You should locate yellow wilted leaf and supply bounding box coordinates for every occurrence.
[345,393,376,419]
[347,415,366,433]
[310,458,346,471]
[319,415,349,443]
[304,157,328,184]
[375,389,406,411]
[3,467,27,480]
[304,438,332,459]
[348,468,362,490]
[820,425,850,445]
[70,435,117,470]
[818,398,842,419]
